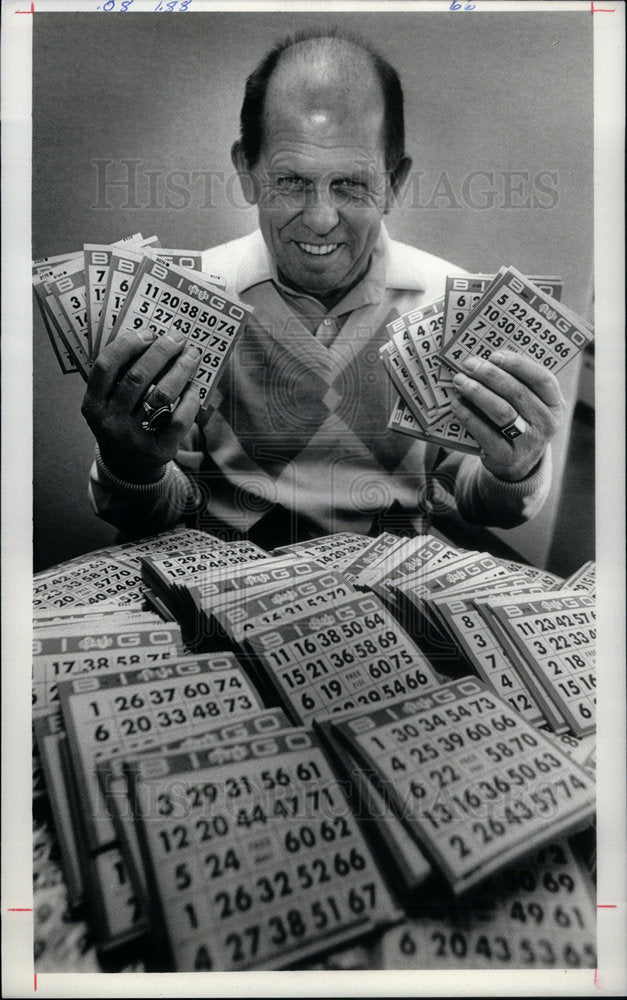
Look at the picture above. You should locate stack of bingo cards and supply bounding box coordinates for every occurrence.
[33,234,250,409]
[381,268,593,453]
[185,553,356,656]
[124,725,402,970]
[327,677,595,895]
[376,838,597,969]
[381,295,482,454]
[54,652,265,951]
[562,561,596,594]
[31,526,599,971]
[474,591,596,737]
[32,526,221,616]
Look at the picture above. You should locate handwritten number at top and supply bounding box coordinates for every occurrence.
[98,1,192,12]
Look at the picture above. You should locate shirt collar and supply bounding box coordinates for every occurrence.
[234,222,426,307]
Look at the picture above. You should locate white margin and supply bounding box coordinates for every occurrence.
[1,0,625,996]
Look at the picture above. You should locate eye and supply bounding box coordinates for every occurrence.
[274,175,308,192]
[332,178,370,199]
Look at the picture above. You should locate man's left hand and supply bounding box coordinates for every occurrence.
[449,350,567,482]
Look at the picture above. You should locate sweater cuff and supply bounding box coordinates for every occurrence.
[477,446,552,499]
[94,444,176,498]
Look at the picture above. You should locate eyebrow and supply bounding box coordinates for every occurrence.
[274,170,308,180]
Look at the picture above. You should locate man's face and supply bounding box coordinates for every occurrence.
[235,83,394,302]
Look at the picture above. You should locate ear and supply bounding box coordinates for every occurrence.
[231,140,259,205]
[385,155,413,213]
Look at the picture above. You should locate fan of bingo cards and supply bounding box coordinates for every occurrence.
[32,233,252,408]
[381,268,593,453]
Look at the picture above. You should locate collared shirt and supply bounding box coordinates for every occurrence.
[237,226,392,341]
[90,226,552,546]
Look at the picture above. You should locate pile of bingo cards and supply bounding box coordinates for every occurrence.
[32,234,251,408]
[33,524,597,971]
[382,267,593,453]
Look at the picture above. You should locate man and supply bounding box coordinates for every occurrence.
[82,29,565,548]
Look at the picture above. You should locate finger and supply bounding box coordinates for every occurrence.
[168,382,202,437]
[478,350,564,408]
[115,331,189,408]
[449,397,510,458]
[140,342,203,414]
[452,371,520,430]
[86,330,157,399]
[459,356,557,422]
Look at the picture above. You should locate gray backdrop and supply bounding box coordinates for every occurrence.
[32,10,593,571]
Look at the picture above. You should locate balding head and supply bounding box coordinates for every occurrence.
[265,36,385,144]
[263,38,386,170]
[238,28,406,174]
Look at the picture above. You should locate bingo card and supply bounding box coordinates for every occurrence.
[83,234,145,353]
[273,532,373,568]
[387,394,481,454]
[331,677,595,893]
[142,540,268,590]
[187,553,325,613]
[34,710,85,910]
[213,566,357,645]
[96,242,159,354]
[149,248,224,289]
[107,252,252,407]
[433,595,546,725]
[32,553,147,613]
[33,622,183,717]
[244,592,441,724]
[97,708,292,912]
[438,266,593,379]
[55,655,264,948]
[471,600,570,736]
[381,335,441,425]
[127,727,401,970]
[44,257,92,375]
[563,561,596,593]
[33,265,83,375]
[390,552,508,638]
[358,534,461,597]
[489,556,564,592]
[315,716,433,896]
[439,273,563,380]
[480,592,596,737]
[379,340,441,430]
[37,705,148,946]
[32,251,82,275]
[396,296,453,409]
[334,532,400,582]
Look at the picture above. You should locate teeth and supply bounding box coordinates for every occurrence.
[297,242,339,256]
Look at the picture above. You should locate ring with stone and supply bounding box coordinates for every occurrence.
[499,413,527,440]
[141,386,176,433]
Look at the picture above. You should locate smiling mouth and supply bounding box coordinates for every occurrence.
[296,242,340,256]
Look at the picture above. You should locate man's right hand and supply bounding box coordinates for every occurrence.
[81,329,202,483]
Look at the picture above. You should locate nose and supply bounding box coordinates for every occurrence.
[300,186,340,236]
